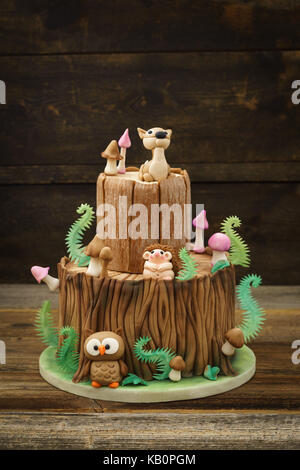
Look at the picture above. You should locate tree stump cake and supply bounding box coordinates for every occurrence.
[33,127,264,401]
[96,169,191,273]
[57,252,236,383]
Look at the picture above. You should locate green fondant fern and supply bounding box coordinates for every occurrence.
[34,300,58,347]
[65,203,95,266]
[176,247,198,281]
[221,215,250,267]
[133,337,175,381]
[236,274,266,343]
[57,326,80,374]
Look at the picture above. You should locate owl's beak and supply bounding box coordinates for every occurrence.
[99,344,106,356]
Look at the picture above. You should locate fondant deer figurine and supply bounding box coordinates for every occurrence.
[138,127,172,182]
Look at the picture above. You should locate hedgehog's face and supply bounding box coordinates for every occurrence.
[84,331,125,361]
[137,127,172,150]
[143,248,172,265]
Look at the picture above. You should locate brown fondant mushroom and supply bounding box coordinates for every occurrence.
[84,235,105,277]
[101,140,122,176]
[99,246,113,278]
[222,327,244,356]
[168,355,185,382]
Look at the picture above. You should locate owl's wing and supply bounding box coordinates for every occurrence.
[118,359,128,377]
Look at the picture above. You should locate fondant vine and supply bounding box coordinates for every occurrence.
[236,274,266,342]
[221,215,250,267]
[65,203,95,266]
[133,337,175,380]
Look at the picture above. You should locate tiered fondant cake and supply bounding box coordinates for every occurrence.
[31,127,265,403]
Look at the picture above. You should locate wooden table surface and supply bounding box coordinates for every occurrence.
[0,284,299,450]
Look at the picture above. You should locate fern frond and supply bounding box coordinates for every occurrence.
[176,247,198,281]
[34,300,58,347]
[221,215,250,267]
[65,203,95,267]
[133,336,175,380]
[236,274,266,343]
[57,326,80,374]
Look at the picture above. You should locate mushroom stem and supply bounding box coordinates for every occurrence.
[99,259,109,278]
[117,148,126,174]
[221,340,235,356]
[168,369,181,382]
[104,158,118,175]
[42,274,59,292]
[86,257,102,277]
[194,227,205,253]
[211,250,227,266]
[99,247,113,278]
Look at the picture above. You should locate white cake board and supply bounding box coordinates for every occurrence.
[39,345,255,403]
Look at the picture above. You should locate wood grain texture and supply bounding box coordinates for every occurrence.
[2,162,300,184]
[1,289,300,452]
[1,284,300,310]
[1,411,300,450]
[1,51,300,167]
[1,299,300,413]
[1,1,300,55]
[96,171,190,273]
[57,257,236,381]
[1,182,299,284]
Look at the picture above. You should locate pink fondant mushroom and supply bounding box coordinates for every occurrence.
[192,209,209,253]
[31,266,59,292]
[117,128,131,174]
[208,233,231,266]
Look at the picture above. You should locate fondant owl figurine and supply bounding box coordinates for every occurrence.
[84,330,128,388]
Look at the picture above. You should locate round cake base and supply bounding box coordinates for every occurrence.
[39,346,255,403]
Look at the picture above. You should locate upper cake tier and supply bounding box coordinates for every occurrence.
[96,169,191,274]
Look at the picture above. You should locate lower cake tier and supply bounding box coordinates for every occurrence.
[57,253,236,383]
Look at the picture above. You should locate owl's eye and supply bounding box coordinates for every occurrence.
[86,338,100,356]
[102,338,119,355]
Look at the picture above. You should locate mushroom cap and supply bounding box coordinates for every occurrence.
[208,233,231,252]
[84,235,105,258]
[101,140,123,160]
[225,328,244,348]
[169,355,185,371]
[193,209,208,230]
[118,128,131,149]
[99,246,113,261]
[31,266,49,283]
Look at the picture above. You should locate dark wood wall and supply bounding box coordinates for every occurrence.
[1,0,300,284]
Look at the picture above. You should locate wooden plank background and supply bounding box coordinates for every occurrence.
[0,1,300,283]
